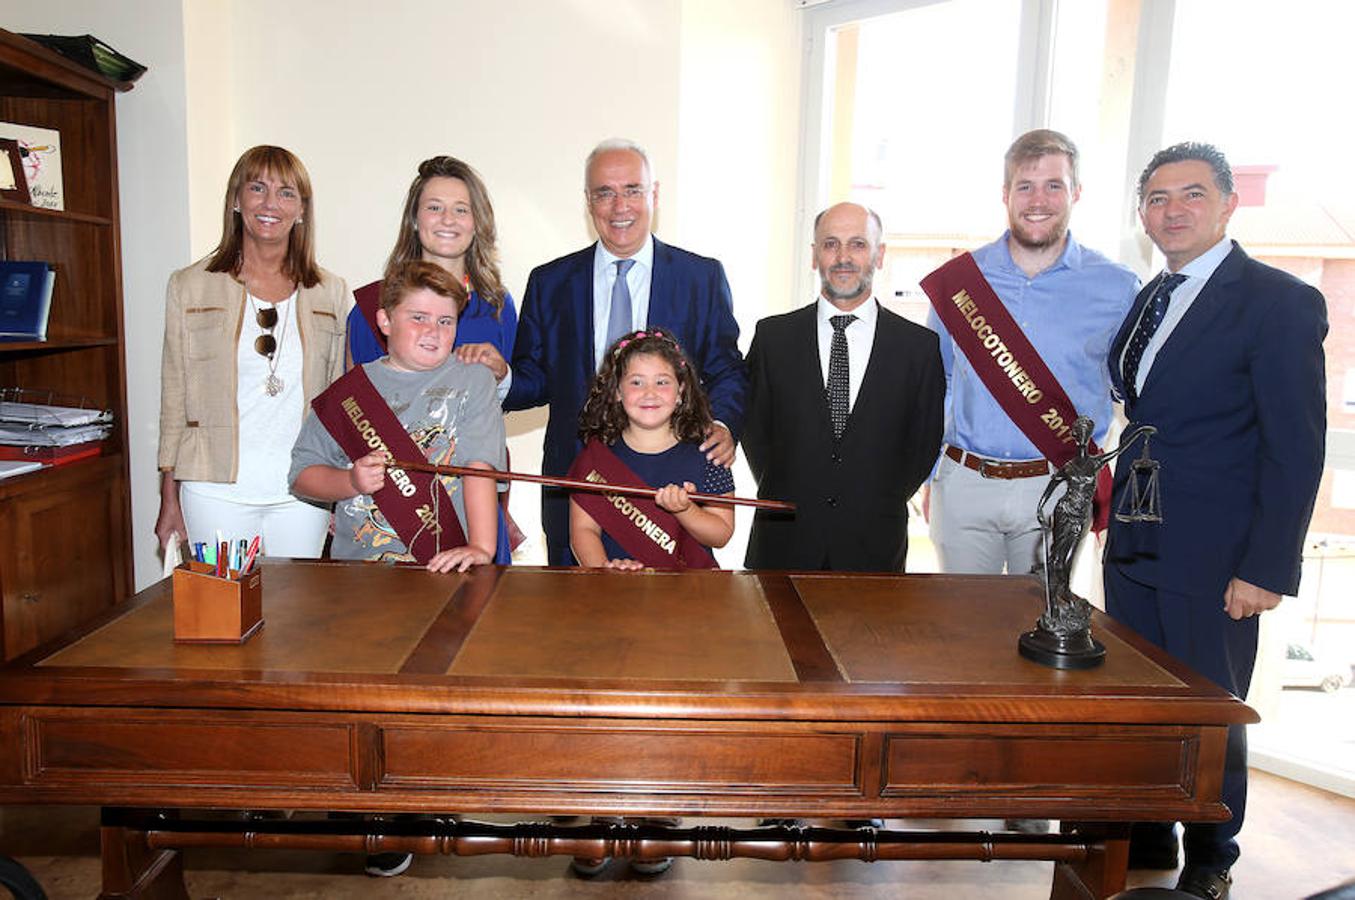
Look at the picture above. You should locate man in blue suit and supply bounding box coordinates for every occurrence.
[1106,142,1326,900]
[505,139,746,565]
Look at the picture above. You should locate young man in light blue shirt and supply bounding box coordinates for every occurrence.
[925,129,1139,576]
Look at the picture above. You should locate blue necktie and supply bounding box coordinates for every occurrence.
[1122,273,1186,404]
[827,314,856,440]
[606,258,636,353]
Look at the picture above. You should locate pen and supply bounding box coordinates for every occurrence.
[240,535,261,578]
[217,541,228,578]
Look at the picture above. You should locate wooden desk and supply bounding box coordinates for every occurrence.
[0,562,1255,899]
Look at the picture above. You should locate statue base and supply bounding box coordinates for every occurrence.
[1017,626,1106,670]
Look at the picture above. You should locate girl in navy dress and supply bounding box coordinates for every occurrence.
[568,329,734,569]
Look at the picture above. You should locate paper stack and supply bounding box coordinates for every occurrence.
[0,392,112,465]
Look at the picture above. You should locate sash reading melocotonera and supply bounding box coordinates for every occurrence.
[921,252,1112,531]
[311,366,466,564]
[567,439,718,570]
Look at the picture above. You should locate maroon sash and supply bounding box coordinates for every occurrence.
[921,252,1112,531]
[354,281,387,353]
[566,439,718,570]
[310,366,466,563]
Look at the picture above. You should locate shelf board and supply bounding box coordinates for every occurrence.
[0,449,119,498]
[0,198,112,226]
[0,335,118,353]
[0,30,132,97]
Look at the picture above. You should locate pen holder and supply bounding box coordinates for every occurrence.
[171,560,263,643]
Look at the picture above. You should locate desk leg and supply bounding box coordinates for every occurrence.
[99,824,189,900]
[1049,823,1128,900]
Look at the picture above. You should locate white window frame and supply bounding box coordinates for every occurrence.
[793,0,1177,299]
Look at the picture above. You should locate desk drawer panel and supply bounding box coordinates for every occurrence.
[382,726,862,794]
[882,729,1193,797]
[28,715,355,787]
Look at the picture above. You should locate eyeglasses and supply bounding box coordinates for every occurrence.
[587,185,650,206]
[254,305,278,359]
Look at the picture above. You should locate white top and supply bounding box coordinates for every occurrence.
[815,295,879,412]
[186,289,304,504]
[592,235,655,370]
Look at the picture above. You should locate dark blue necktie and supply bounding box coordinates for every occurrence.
[1122,273,1186,404]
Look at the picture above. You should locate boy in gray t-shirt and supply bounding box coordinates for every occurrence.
[290,262,504,572]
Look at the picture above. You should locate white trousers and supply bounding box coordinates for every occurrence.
[928,453,1060,575]
[179,483,330,559]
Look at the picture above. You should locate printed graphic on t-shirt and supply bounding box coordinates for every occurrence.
[343,385,472,561]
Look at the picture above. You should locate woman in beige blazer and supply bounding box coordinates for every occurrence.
[155,145,352,560]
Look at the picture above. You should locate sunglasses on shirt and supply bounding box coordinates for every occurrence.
[254,305,277,359]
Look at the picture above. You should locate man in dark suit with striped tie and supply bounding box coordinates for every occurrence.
[1106,142,1327,899]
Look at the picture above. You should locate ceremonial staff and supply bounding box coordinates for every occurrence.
[389,459,795,511]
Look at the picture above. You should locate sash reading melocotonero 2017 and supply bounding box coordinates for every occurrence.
[567,439,717,570]
[310,366,466,564]
[921,252,1112,530]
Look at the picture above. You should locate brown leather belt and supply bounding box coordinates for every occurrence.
[944,445,1050,480]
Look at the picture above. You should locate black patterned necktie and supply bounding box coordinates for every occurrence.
[827,314,856,439]
[1122,273,1186,404]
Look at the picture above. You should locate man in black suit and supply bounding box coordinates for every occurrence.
[1106,143,1327,899]
[743,202,944,571]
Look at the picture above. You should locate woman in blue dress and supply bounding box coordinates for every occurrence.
[347,156,517,563]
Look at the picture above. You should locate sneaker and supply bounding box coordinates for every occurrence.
[630,856,673,876]
[1004,818,1050,834]
[571,856,610,877]
[365,851,413,877]
[843,818,885,829]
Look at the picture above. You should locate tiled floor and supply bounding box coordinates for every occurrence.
[3,770,1352,898]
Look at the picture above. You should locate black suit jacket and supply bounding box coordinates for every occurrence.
[1106,242,1327,597]
[743,301,944,572]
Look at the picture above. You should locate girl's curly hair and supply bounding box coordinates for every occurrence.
[578,329,714,445]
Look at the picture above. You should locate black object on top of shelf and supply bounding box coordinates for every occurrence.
[19,34,146,83]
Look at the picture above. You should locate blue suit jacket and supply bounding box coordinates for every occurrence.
[1106,242,1327,597]
[505,238,747,478]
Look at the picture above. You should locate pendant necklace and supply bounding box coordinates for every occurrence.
[247,286,290,397]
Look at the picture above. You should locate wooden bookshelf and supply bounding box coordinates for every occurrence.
[0,29,132,660]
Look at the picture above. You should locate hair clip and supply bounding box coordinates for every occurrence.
[611,328,685,363]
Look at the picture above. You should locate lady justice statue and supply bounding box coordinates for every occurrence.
[1018,416,1160,669]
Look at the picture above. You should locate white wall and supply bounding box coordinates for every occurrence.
[0,0,193,591]
[2,0,802,581]
[677,0,803,329]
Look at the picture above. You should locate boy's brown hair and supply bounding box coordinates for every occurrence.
[380,260,468,316]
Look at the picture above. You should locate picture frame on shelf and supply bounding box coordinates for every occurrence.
[0,138,28,204]
[0,122,63,210]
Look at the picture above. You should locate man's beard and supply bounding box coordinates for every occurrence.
[820,265,875,302]
[1009,211,1070,252]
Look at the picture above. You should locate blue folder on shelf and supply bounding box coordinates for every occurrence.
[0,261,55,340]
